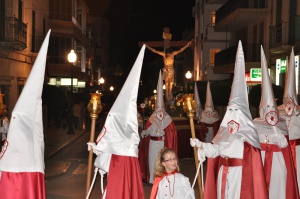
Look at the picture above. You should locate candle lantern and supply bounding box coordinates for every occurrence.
[182,94,196,114]
[87,92,103,115]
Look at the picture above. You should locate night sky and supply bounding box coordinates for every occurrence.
[86,0,195,100]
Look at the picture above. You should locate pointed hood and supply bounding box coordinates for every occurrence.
[149,70,172,129]
[200,81,220,124]
[253,46,287,135]
[259,46,279,124]
[194,82,202,120]
[283,47,298,115]
[0,30,51,173]
[212,41,261,149]
[95,45,145,157]
[155,70,165,111]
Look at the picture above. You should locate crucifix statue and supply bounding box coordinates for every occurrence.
[140,27,192,106]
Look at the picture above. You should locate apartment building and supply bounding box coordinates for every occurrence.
[0,0,109,116]
[212,0,300,93]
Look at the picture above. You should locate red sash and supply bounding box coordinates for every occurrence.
[220,157,243,199]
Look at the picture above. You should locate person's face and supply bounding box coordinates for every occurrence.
[162,152,178,173]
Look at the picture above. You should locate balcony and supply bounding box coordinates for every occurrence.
[269,17,300,54]
[214,43,263,73]
[214,0,268,32]
[0,17,27,51]
[48,12,88,46]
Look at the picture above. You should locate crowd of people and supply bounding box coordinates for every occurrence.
[86,42,300,199]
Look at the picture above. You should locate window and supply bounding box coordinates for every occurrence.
[210,49,220,67]
[211,11,216,27]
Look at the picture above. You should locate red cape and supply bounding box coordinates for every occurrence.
[0,172,46,199]
[138,120,177,183]
[204,142,268,199]
[104,154,145,199]
[261,139,299,199]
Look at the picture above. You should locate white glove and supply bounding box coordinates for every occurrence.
[272,134,288,148]
[140,130,147,138]
[197,148,206,163]
[190,138,202,148]
[87,142,102,155]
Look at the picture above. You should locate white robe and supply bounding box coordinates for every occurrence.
[254,119,288,199]
[201,137,244,199]
[156,173,195,199]
[144,124,165,183]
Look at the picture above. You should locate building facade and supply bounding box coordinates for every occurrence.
[0,0,109,117]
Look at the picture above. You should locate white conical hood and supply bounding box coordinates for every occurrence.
[194,83,202,120]
[155,70,164,110]
[200,81,220,124]
[253,46,287,136]
[0,30,51,173]
[149,71,172,129]
[95,45,145,157]
[283,47,298,115]
[259,46,279,124]
[212,41,261,149]
[205,81,214,111]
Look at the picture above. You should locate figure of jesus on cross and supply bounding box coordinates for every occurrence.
[145,41,192,104]
[143,29,192,106]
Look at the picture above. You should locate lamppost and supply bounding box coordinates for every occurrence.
[67,50,77,134]
[185,71,192,92]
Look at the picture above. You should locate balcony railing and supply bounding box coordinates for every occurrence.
[215,43,263,67]
[216,0,267,24]
[269,16,300,48]
[0,17,27,49]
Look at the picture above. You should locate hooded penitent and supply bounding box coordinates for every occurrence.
[253,46,299,199]
[148,71,172,129]
[212,41,261,149]
[282,48,298,116]
[254,46,287,135]
[194,82,202,121]
[203,41,268,199]
[138,70,177,184]
[200,81,220,124]
[0,30,51,199]
[94,45,146,199]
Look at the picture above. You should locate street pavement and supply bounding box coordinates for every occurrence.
[45,125,202,199]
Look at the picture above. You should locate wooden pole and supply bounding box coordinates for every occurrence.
[86,112,98,195]
[187,111,203,199]
[86,92,102,196]
[184,94,203,199]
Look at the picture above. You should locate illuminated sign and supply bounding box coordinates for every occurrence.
[250,68,270,82]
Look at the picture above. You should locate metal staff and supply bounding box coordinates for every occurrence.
[183,94,203,199]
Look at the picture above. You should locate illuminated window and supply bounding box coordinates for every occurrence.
[210,49,220,67]
[211,11,216,27]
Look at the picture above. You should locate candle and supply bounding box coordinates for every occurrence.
[92,99,97,110]
[187,100,192,111]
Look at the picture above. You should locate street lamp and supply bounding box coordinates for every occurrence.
[67,50,77,134]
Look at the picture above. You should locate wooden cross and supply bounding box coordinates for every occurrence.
[138,27,190,51]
